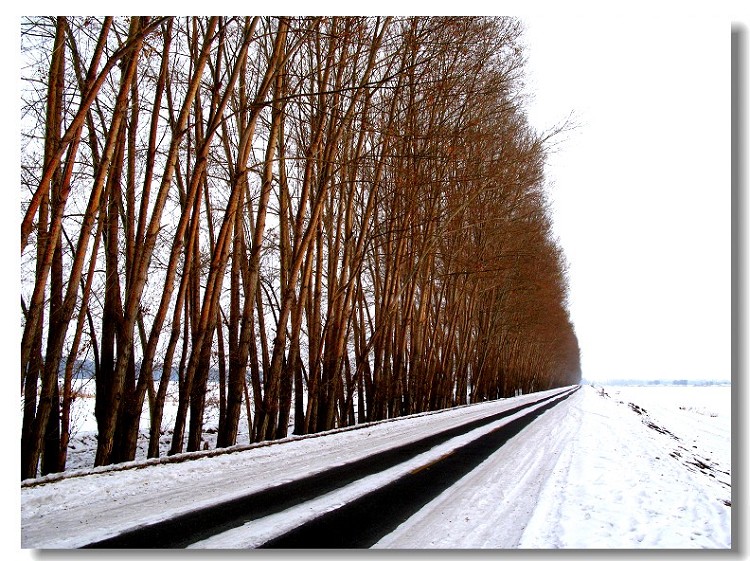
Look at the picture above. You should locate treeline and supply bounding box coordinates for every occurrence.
[20,16,581,479]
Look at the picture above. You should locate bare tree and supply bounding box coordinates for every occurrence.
[21,16,580,478]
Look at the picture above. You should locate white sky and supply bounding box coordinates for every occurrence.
[519,12,734,381]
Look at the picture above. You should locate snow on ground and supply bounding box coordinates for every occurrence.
[373,384,580,548]
[517,385,731,549]
[55,379,256,472]
[374,384,731,549]
[21,388,567,548]
[19,383,732,552]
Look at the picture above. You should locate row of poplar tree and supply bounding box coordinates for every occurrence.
[20,16,581,479]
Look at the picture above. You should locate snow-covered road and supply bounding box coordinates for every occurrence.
[374,385,580,548]
[20,383,731,550]
[21,387,572,548]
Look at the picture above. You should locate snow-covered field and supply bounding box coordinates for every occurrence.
[18,383,732,553]
[518,384,731,549]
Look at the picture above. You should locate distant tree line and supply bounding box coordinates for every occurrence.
[20,16,581,479]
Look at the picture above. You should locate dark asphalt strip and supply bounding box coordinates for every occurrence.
[260,387,578,549]
[83,387,576,548]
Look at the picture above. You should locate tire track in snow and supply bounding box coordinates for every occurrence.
[82,386,576,548]
[258,388,578,548]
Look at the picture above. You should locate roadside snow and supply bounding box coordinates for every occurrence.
[517,385,731,548]
[46,379,253,473]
